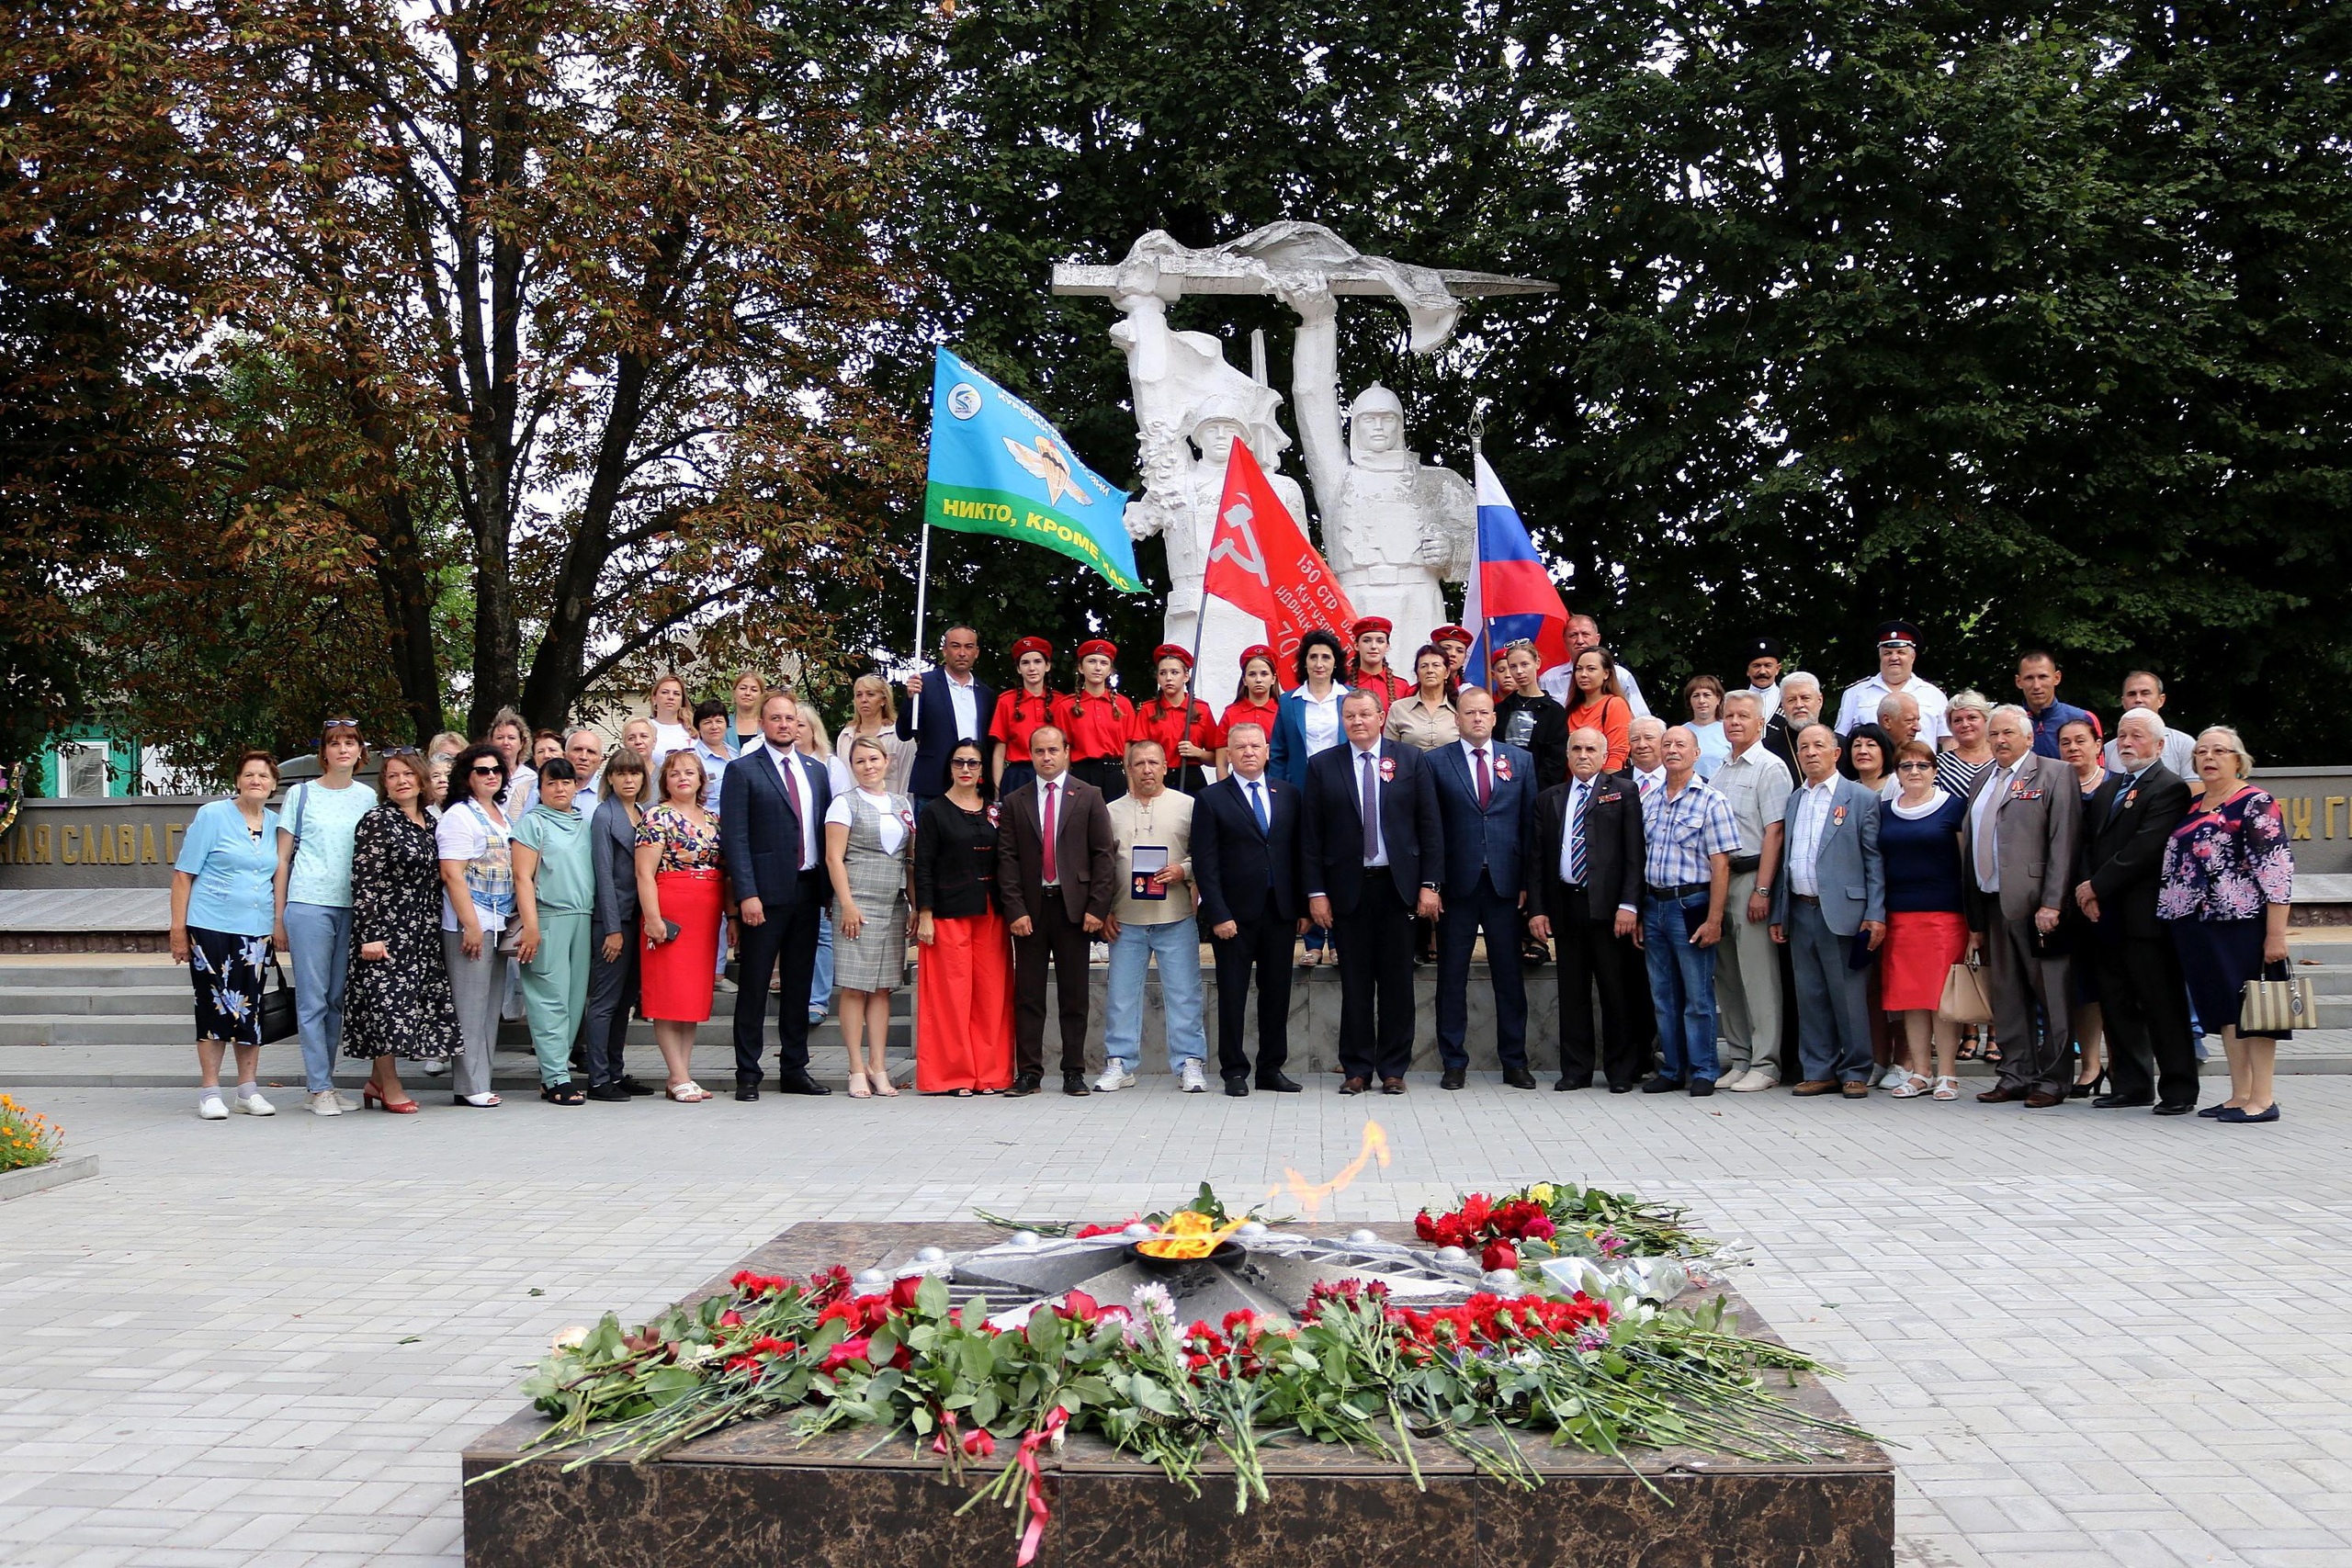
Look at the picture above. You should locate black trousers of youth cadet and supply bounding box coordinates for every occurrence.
[1332,868,1417,1082]
[1013,897,1091,1078]
[1552,897,1643,1089]
[1212,894,1295,1084]
[731,895,822,1086]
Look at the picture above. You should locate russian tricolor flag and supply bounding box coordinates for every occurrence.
[1464,454,1571,688]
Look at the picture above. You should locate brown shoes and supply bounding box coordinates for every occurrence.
[1839,1080,1871,1099]
[1339,1077,1369,1096]
[1790,1080,1838,1096]
[2022,1090,2064,1109]
[1976,1086,2026,1103]
[1380,1077,1406,1095]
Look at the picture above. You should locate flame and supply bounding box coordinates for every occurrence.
[1274,1120,1391,1218]
[1136,1208,1251,1259]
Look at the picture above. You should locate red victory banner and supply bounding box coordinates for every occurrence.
[1202,439,1356,689]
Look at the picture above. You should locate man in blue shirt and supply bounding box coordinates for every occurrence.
[2017,650,2097,758]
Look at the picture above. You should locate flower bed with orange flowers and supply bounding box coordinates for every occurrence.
[477,1195,1859,1566]
[0,1094,62,1173]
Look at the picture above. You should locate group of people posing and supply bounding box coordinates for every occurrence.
[166,614,2293,1124]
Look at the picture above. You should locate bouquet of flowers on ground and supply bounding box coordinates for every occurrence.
[1416,1180,1721,1272]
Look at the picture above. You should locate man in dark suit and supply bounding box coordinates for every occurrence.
[1191,719,1304,1096]
[2075,710,2198,1111]
[1302,690,1442,1094]
[1962,705,2082,1107]
[996,725,1116,1098]
[718,694,834,1100]
[1427,686,1540,1090]
[898,623,996,808]
[1525,727,1648,1090]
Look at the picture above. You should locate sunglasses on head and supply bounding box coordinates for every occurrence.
[379,746,421,758]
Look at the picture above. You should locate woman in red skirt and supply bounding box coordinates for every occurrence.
[1217,645,1283,774]
[1064,637,1135,803]
[633,749,726,1101]
[1125,644,1222,794]
[912,739,1015,1094]
[988,636,1070,798]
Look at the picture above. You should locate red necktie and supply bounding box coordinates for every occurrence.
[1475,747,1491,807]
[1041,781,1059,885]
[779,750,806,868]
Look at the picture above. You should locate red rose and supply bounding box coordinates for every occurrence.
[963,1427,996,1459]
[820,1336,873,1373]
[890,1274,923,1311]
[1481,1241,1518,1272]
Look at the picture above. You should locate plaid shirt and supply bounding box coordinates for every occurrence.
[1642,777,1741,889]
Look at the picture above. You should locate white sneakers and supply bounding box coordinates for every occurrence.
[234,1089,276,1116]
[203,1089,276,1119]
[198,1094,229,1121]
[1723,1066,1779,1092]
[309,1090,342,1117]
[1092,1062,1135,1093]
[1178,1061,1208,1094]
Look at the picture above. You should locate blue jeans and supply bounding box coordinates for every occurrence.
[810,910,834,1017]
[1102,916,1207,1072]
[283,901,353,1092]
[1641,892,1720,1084]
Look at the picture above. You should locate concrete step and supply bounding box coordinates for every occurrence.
[0,986,190,1016]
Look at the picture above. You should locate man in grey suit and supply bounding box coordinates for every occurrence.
[1770,723,1886,1098]
[1962,704,2082,1107]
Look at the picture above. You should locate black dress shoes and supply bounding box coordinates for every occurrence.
[1255,1073,1302,1092]
[2091,1093,2154,1109]
[734,1081,761,1102]
[1224,1078,1250,1098]
[1003,1072,1042,1098]
[1607,1081,1635,1094]
[2153,1100,2196,1116]
[1687,1078,1716,1098]
[776,1071,831,1096]
[1639,1075,1682,1094]
[1502,1066,1537,1090]
[1062,1073,1091,1097]
[1555,1076,1589,1091]
[617,1076,656,1096]
[1440,1066,1466,1090]
[586,1082,631,1102]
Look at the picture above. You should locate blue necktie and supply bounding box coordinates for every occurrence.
[1249,780,1270,832]
[1567,783,1589,885]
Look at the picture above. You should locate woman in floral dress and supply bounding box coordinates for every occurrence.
[2159,726,2295,1123]
[344,750,462,1111]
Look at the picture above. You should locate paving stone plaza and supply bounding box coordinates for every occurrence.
[5,1038,2351,1567]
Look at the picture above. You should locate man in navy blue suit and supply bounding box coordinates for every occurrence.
[1427,686,1540,1089]
[1191,719,1305,1096]
[897,624,997,810]
[1302,690,1442,1094]
[719,693,835,1100]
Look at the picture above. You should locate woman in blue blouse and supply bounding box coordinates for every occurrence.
[170,751,285,1121]
[2159,726,2294,1123]
[1269,628,1349,965]
[1877,739,1971,1100]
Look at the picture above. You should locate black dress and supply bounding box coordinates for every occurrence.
[344,805,463,1060]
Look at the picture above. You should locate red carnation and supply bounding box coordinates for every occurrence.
[820,1337,873,1373]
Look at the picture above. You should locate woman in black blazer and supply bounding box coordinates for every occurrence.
[582,750,649,1100]
[910,739,1015,1095]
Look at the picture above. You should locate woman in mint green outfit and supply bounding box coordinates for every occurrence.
[513,757,594,1105]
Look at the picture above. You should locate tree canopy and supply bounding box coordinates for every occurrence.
[6,0,2348,772]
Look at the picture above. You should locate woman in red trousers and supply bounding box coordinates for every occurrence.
[911,739,1015,1094]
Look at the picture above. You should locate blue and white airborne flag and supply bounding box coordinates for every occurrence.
[922,347,1143,592]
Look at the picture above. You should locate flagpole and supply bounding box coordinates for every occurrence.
[1469,398,1489,672]
[910,519,933,737]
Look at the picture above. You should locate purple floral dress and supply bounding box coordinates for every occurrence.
[2157,786,2293,922]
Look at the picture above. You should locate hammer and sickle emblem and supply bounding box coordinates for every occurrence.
[1209,498,1269,585]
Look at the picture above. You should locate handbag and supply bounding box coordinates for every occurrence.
[258,961,300,1043]
[1938,955,1993,1026]
[2238,959,2309,1039]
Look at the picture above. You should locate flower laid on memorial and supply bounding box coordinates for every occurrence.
[1415,1180,1719,1262]
[0,1094,62,1173]
[478,1185,1857,1566]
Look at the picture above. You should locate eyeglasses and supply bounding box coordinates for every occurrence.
[950,758,984,769]
[1896,761,1934,773]
[470,763,503,776]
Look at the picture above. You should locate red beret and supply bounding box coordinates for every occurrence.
[1238,644,1275,668]
[1152,644,1193,670]
[1011,637,1054,661]
[1351,616,1393,640]
[1430,625,1473,645]
[1076,638,1117,661]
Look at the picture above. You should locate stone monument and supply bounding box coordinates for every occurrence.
[1056,224,1551,676]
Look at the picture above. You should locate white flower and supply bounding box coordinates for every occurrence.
[550,1326,590,1351]
[1510,1348,1544,1371]
[1130,1282,1175,1320]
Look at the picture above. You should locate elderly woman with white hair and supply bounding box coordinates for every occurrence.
[2158,726,2293,1123]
